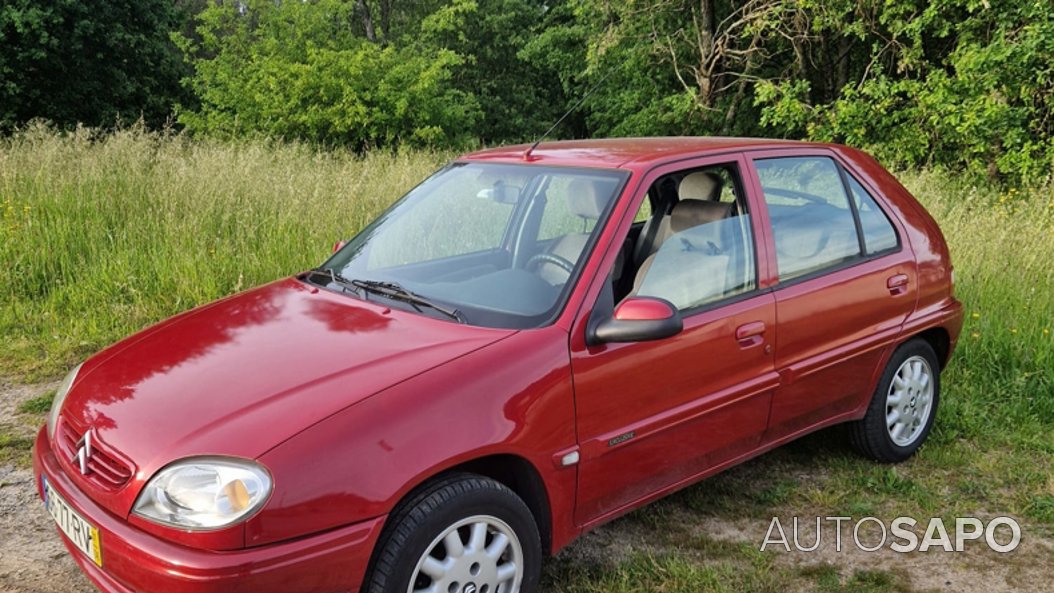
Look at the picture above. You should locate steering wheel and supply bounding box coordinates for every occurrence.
[526,252,575,278]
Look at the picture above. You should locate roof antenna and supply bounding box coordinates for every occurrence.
[523,69,614,161]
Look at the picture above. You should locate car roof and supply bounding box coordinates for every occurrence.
[461,137,832,169]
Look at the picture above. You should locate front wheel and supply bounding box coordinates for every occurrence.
[364,474,541,593]
[849,339,941,463]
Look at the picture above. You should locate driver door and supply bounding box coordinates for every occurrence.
[569,156,779,526]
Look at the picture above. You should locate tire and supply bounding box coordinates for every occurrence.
[363,474,541,593]
[849,339,941,463]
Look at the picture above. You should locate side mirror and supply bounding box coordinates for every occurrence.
[590,297,683,344]
[332,240,347,254]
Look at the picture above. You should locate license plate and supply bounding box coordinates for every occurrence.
[43,476,103,567]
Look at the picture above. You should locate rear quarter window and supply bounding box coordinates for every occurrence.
[846,175,899,254]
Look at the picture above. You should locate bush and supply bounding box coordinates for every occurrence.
[176,0,480,149]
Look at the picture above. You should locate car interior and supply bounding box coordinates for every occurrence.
[335,161,759,326]
[610,165,756,310]
[530,178,610,286]
[754,157,868,281]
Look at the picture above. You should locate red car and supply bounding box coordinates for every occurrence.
[34,138,962,593]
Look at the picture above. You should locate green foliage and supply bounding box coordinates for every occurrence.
[0,0,190,130]
[520,0,1054,182]
[754,0,1054,183]
[3,0,1054,180]
[0,124,448,378]
[176,0,480,148]
[419,0,560,143]
[17,391,54,414]
[523,0,764,138]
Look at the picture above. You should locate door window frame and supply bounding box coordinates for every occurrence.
[574,152,773,330]
[742,148,907,290]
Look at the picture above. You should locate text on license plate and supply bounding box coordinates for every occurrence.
[43,476,103,567]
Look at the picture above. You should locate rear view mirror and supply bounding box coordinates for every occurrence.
[476,184,521,204]
[590,297,683,344]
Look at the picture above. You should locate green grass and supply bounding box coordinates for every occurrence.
[1,126,1052,588]
[16,390,54,414]
[0,123,448,379]
[0,431,36,465]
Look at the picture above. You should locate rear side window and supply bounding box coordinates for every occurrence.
[754,157,862,281]
[846,175,899,254]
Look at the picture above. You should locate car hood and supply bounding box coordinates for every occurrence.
[59,278,515,478]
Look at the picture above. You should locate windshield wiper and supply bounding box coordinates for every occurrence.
[302,267,360,294]
[351,279,465,323]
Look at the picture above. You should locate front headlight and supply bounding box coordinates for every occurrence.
[47,363,83,439]
[133,458,272,530]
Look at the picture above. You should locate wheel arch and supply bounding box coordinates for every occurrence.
[913,327,951,369]
[387,453,554,557]
[447,454,554,556]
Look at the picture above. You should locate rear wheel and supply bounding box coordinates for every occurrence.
[364,474,541,593]
[849,339,940,462]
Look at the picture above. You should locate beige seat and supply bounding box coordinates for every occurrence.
[535,179,608,285]
[678,171,724,202]
[630,171,731,294]
[633,171,726,268]
[631,198,732,295]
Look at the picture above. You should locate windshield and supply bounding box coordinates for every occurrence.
[316,162,627,328]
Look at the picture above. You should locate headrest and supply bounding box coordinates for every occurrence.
[567,179,609,219]
[678,172,723,201]
[670,199,732,232]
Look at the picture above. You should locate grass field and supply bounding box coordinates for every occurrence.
[2,126,1053,591]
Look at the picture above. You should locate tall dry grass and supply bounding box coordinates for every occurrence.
[897,171,1053,451]
[1,128,1051,448]
[1,125,446,377]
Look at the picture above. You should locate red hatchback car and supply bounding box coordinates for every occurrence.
[34,138,962,593]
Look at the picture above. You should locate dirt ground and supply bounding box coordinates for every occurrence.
[561,505,1054,593]
[0,378,94,593]
[2,377,1052,593]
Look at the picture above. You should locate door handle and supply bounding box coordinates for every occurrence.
[735,321,766,349]
[887,274,909,296]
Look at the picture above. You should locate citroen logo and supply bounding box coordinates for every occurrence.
[73,430,93,476]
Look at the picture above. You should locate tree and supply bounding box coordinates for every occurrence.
[755,0,1054,182]
[176,0,481,149]
[530,0,1053,182]
[522,0,813,138]
[419,0,560,144]
[0,0,190,130]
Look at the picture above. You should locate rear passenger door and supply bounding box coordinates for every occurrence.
[745,151,917,441]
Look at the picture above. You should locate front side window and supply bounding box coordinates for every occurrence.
[754,156,862,281]
[319,162,626,329]
[624,164,757,311]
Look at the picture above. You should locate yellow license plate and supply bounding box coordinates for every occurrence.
[43,477,103,567]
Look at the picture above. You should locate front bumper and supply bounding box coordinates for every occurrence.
[32,427,385,593]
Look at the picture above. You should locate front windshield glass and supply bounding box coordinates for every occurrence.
[316,162,627,328]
